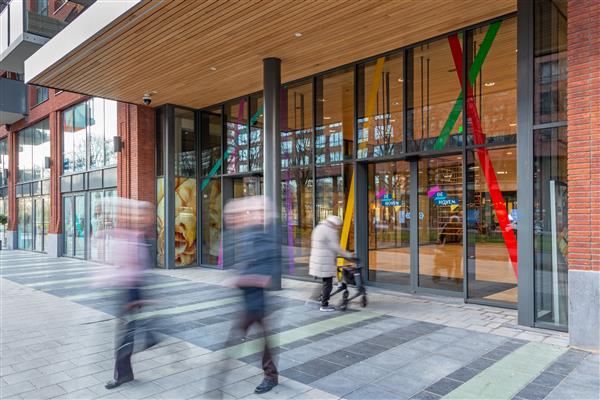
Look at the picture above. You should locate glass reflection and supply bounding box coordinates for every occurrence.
[174,108,197,267]
[368,161,410,285]
[358,55,403,158]
[281,82,312,167]
[282,168,313,278]
[408,37,463,152]
[316,69,354,164]
[201,109,222,176]
[250,95,263,171]
[466,147,518,304]
[202,179,221,266]
[225,100,249,174]
[418,156,463,291]
[466,18,517,146]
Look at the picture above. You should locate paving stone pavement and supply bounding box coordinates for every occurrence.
[1,251,598,400]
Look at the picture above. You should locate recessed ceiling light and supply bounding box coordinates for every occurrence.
[509,123,517,127]
[323,116,331,120]
[210,67,217,71]
[398,78,403,82]
[294,32,302,37]
[457,156,462,160]
[484,81,495,87]
[393,101,400,106]
[506,151,513,155]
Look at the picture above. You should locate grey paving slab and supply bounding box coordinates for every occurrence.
[345,384,401,400]
[19,383,68,399]
[513,382,555,400]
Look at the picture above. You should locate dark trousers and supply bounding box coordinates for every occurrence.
[321,277,333,306]
[113,319,135,381]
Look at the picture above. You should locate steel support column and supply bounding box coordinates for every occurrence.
[517,0,535,326]
[263,57,282,290]
[164,105,176,270]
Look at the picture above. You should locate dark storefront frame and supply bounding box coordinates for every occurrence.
[156,5,568,330]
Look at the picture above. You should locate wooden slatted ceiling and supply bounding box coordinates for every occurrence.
[30,0,516,109]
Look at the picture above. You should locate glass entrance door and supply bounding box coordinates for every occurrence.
[33,197,44,252]
[63,193,87,258]
[418,156,464,292]
[367,161,411,286]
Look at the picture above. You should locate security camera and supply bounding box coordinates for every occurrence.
[142,93,152,106]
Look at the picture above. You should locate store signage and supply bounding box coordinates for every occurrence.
[432,191,459,206]
[381,193,403,207]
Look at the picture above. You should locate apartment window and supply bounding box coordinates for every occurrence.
[33,87,49,106]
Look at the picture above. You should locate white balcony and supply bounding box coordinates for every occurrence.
[0,0,86,73]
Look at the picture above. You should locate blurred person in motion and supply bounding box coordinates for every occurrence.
[309,215,354,312]
[100,198,158,390]
[222,196,279,394]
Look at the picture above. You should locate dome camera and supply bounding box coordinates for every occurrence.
[142,93,152,106]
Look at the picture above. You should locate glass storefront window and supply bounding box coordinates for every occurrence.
[201,179,221,266]
[89,190,117,262]
[89,98,105,168]
[316,163,354,252]
[466,18,517,146]
[225,100,249,174]
[466,147,518,304]
[316,68,354,164]
[358,55,404,159]
[73,103,87,172]
[63,98,118,174]
[534,0,567,125]
[201,108,222,177]
[17,198,33,251]
[534,127,568,326]
[0,196,7,246]
[156,177,165,267]
[250,94,263,171]
[408,37,463,152]
[18,119,49,183]
[418,156,463,291]
[174,108,197,267]
[0,139,8,187]
[64,196,74,255]
[533,0,568,329]
[368,161,410,285]
[282,81,312,167]
[282,167,313,278]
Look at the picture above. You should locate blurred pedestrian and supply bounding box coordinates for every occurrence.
[102,198,158,390]
[223,196,279,394]
[309,215,354,312]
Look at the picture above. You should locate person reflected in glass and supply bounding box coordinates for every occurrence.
[434,213,462,284]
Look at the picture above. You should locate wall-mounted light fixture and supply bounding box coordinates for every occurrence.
[114,136,124,153]
[44,157,51,169]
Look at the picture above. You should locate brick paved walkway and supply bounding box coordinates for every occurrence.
[1,251,598,400]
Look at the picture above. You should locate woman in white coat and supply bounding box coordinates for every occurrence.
[309,215,353,311]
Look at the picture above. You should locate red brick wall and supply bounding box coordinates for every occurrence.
[117,104,156,205]
[567,0,600,271]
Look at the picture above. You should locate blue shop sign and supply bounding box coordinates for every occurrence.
[381,193,403,207]
[434,197,459,206]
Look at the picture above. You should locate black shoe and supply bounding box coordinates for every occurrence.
[105,376,133,390]
[254,378,278,394]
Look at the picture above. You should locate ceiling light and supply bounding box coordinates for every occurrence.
[506,151,513,155]
[294,32,303,37]
[393,101,400,106]
[323,116,331,120]
[398,78,403,82]
[509,123,517,127]
[484,81,495,87]
[210,67,217,71]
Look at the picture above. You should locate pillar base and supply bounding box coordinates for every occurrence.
[45,233,62,258]
[568,269,600,352]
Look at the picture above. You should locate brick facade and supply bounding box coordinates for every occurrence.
[117,104,156,205]
[567,0,600,272]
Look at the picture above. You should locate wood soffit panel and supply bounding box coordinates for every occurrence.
[30,0,517,109]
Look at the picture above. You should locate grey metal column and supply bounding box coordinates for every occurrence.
[164,105,176,270]
[355,162,368,277]
[517,0,535,326]
[263,57,282,290]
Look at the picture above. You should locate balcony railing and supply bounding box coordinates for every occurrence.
[0,0,90,72]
